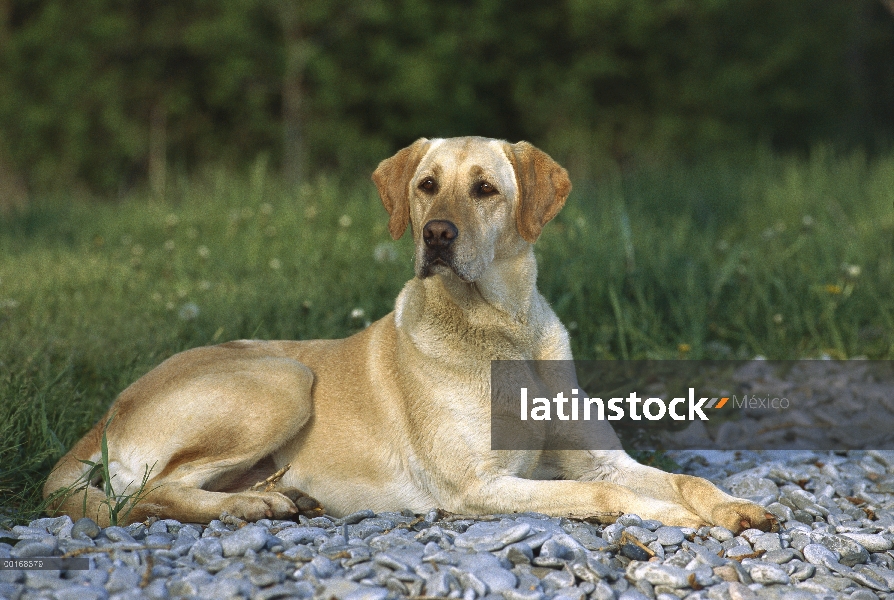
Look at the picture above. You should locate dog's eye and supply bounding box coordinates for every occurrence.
[477,182,497,195]
[419,178,436,192]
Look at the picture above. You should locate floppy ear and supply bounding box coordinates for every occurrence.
[504,141,572,243]
[372,138,430,240]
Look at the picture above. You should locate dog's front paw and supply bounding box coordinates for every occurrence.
[711,501,779,534]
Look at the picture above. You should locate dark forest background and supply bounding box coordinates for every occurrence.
[1,0,893,203]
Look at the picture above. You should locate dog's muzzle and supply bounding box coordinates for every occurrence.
[420,220,458,278]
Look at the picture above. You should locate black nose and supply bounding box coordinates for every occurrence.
[423,220,458,249]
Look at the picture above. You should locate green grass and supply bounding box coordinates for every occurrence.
[1,148,892,524]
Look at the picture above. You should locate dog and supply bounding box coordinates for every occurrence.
[45,136,777,533]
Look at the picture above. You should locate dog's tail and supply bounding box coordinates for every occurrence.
[42,418,116,527]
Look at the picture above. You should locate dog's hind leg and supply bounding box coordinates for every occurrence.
[45,346,320,525]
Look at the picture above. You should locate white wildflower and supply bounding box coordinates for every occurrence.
[373,242,398,263]
[178,302,200,321]
[842,263,861,278]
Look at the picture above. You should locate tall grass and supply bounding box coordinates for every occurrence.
[1,148,892,523]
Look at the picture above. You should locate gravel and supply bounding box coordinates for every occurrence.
[3,450,894,599]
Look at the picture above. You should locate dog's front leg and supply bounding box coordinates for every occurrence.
[552,449,778,533]
[452,473,705,527]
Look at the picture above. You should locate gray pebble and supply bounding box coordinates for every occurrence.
[124,522,146,540]
[28,516,73,536]
[105,567,140,594]
[142,578,168,600]
[504,590,544,600]
[792,509,815,523]
[821,534,871,566]
[54,586,109,600]
[102,527,136,544]
[616,514,643,527]
[860,564,894,588]
[565,523,609,550]
[844,568,890,592]
[425,570,457,597]
[730,477,780,501]
[336,509,376,525]
[762,548,796,564]
[275,526,327,544]
[198,577,253,598]
[577,580,607,600]
[11,525,51,538]
[746,563,790,585]
[725,545,754,559]
[504,542,533,564]
[219,524,268,557]
[655,526,685,546]
[842,533,892,553]
[617,588,651,600]
[709,526,735,542]
[9,540,55,558]
[684,541,725,567]
[602,522,625,544]
[144,532,174,545]
[552,588,586,600]
[752,533,782,552]
[71,517,101,540]
[624,525,658,544]
[789,560,816,582]
[535,534,584,566]
[803,543,839,568]
[542,568,575,590]
[452,567,488,597]
[763,502,794,523]
[455,521,531,552]
[620,543,651,562]
[344,585,389,600]
[476,566,516,593]
[282,543,314,561]
[147,520,168,535]
[627,562,689,588]
[188,537,223,564]
[245,562,285,587]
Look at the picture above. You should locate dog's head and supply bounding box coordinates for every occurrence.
[372,137,571,282]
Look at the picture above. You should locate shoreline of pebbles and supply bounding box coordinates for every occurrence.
[2,450,894,600]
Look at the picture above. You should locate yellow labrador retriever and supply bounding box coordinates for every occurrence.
[45,136,776,533]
